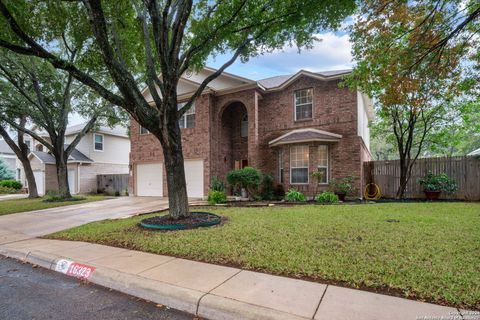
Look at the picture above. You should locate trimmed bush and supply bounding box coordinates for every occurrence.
[226,167,262,198]
[315,191,339,204]
[419,172,457,193]
[210,177,226,192]
[0,179,22,190]
[0,186,17,194]
[208,190,227,205]
[285,188,305,202]
[43,190,86,203]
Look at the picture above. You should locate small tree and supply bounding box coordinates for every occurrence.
[0,157,13,180]
[346,0,476,198]
[0,117,38,197]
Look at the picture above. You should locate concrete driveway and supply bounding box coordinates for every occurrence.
[0,197,168,244]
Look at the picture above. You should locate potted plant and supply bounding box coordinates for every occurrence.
[329,176,356,201]
[419,172,457,200]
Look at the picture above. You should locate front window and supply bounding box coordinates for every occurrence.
[294,88,313,120]
[139,126,149,135]
[317,145,329,184]
[178,102,196,129]
[94,133,104,151]
[290,145,309,184]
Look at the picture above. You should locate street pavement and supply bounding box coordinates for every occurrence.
[0,255,195,320]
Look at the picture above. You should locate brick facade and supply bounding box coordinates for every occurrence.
[130,75,371,198]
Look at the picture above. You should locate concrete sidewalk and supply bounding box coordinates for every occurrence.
[0,237,470,320]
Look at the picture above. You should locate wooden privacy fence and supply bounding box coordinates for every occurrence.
[97,174,129,195]
[364,156,480,201]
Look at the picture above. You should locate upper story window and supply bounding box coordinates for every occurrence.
[94,133,104,151]
[317,145,329,184]
[25,140,31,151]
[139,125,149,135]
[178,102,196,129]
[294,88,313,121]
[290,145,309,184]
[241,114,248,138]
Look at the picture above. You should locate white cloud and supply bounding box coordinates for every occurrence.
[246,32,354,75]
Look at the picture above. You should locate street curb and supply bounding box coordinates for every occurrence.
[0,247,306,320]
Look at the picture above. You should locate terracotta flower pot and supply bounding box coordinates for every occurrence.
[335,192,346,201]
[424,190,441,200]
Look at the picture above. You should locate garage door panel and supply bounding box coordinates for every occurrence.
[136,163,163,197]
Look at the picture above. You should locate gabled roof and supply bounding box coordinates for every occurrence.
[269,128,342,147]
[258,69,352,91]
[468,148,480,156]
[29,145,93,164]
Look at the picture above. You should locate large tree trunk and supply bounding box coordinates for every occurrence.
[396,156,409,199]
[54,153,72,199]
[154,98,190,219]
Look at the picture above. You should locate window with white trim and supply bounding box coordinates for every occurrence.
[294,88,313,120]
[290,145,309,184]
[317,145,329,184]
[94,133,104,151]
[139,126,149,135]
[178,102,195,129]
[278,149,284,183]
[241,114,248,137]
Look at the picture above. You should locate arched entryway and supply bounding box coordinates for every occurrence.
[219,101,249,182]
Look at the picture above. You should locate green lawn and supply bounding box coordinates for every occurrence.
[47,202,480,309]
[0,196,107,216]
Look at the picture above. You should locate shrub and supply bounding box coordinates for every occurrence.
[210,177,226,192]
[419,172,458,193]
[0,158,14,180]
[260,173,275,200]
[43,190,86,202]
[0,186,17,194]
[285,188,305,202]
[208,190,227,205]
[315,191,339,204]
[273,184,285,200]
[226,167,262,198]
[0,179,22,190]
[329,176,356,194]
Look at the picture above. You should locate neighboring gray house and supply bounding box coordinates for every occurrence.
[0,139,17,175]
[18,124,130,195]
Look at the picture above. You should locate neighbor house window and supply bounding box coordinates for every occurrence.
[294,88,313,120]
[94,133,104,151]
[278,149,284,183]
[317,145,329,184]
[25,140,31,151]
[290,145,309,184]
[139,126,149,135]
[241,114,248,138]
[178,102,196,128]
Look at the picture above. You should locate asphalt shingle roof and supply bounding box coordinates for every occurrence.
[257,69,352,89]
[31,144,93,164]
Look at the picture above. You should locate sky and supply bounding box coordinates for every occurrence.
[69,31,353,126]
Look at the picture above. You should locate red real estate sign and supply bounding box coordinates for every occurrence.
[55,259,95,280]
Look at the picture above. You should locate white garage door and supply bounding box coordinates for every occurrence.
[185,160,204,198]
[136,163,163,197]
[33,171,45,196]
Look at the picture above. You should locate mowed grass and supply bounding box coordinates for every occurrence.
[47,202,480,309]
[0,196,107,216]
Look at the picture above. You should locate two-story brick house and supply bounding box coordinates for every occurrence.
[130,67,373,199]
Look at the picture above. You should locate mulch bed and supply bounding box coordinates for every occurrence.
[139,212,223,231]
